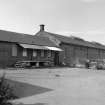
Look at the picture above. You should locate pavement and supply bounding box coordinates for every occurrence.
[1,68,105,105]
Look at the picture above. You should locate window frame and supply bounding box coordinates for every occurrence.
[41,50,45,57]
[47,50,52,58]
[22,48,27,57]
[12,44,17,56]
[33,50,37,57]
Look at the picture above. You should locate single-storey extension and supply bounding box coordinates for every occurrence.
[0,29,62,68]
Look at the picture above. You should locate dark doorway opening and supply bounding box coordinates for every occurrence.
[28,50,33,60]
[54,52,59,66]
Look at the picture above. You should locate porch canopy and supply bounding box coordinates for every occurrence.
[45,46,62,51]
[20,44,62,51]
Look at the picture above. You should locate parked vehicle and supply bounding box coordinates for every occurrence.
[89,61,97,69]
[87,59,105,70]
[96,60,105,70]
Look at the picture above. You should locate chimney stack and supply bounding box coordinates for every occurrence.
[40,24,45,31]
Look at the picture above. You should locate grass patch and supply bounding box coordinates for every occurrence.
[6,79,52,98]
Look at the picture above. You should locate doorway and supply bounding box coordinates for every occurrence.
[54,52,59,66]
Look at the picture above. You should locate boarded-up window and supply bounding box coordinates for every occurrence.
[12,45,17,56]
[23,49,27,56]
[41,50,44,57]
[33,50,37,57]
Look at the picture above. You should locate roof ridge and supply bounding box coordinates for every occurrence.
[44,31,71,38]
[35,30,105,49]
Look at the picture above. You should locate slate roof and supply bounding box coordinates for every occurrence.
[0,29,58,47]
[35,30,105,50]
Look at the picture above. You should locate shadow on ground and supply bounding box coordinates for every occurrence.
[6,79,52,99]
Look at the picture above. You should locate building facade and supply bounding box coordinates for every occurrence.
[36,25,105,67]
[0,24,105,68]
[0,29,62,68]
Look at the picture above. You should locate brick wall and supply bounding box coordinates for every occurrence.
[0,41,56,67]
[59,43,105,67]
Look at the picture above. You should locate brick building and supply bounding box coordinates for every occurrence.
[35,24,105,67]
[0,24,105,68]
[0,29,62,68]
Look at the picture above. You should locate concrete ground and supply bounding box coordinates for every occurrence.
[1,68,105,105]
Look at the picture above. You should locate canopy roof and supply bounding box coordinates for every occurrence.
[20,44,62,51]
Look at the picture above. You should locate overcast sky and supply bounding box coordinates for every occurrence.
[0,0,105,44]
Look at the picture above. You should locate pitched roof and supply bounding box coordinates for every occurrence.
[0,29,58,47]
[90,42,105,50]
[35,30,105,50]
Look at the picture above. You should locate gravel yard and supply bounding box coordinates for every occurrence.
[1,68,105,105]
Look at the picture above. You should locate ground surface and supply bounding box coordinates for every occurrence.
[1,68,105,105]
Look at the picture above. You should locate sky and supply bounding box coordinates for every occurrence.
[0,0,105,44]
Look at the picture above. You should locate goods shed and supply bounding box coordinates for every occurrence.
[35,24,105,67]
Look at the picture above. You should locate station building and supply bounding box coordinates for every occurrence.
[0,24,105,68]
[0,28,62,68]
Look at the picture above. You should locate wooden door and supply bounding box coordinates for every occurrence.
[54,52,59,65]
[27,49,33,60]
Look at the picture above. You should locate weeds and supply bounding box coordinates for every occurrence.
[0,74,17,105]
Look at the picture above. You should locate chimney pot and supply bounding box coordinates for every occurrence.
[40,24,45,31]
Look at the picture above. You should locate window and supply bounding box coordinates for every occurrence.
[47,50,51,57]
[23,48,27,56]
[12,44,17,56]
[33,50,37,57]
[41,50,44,57]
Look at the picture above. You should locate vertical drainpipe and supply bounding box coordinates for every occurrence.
[73,46,76,67]
[87,47,88,59]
